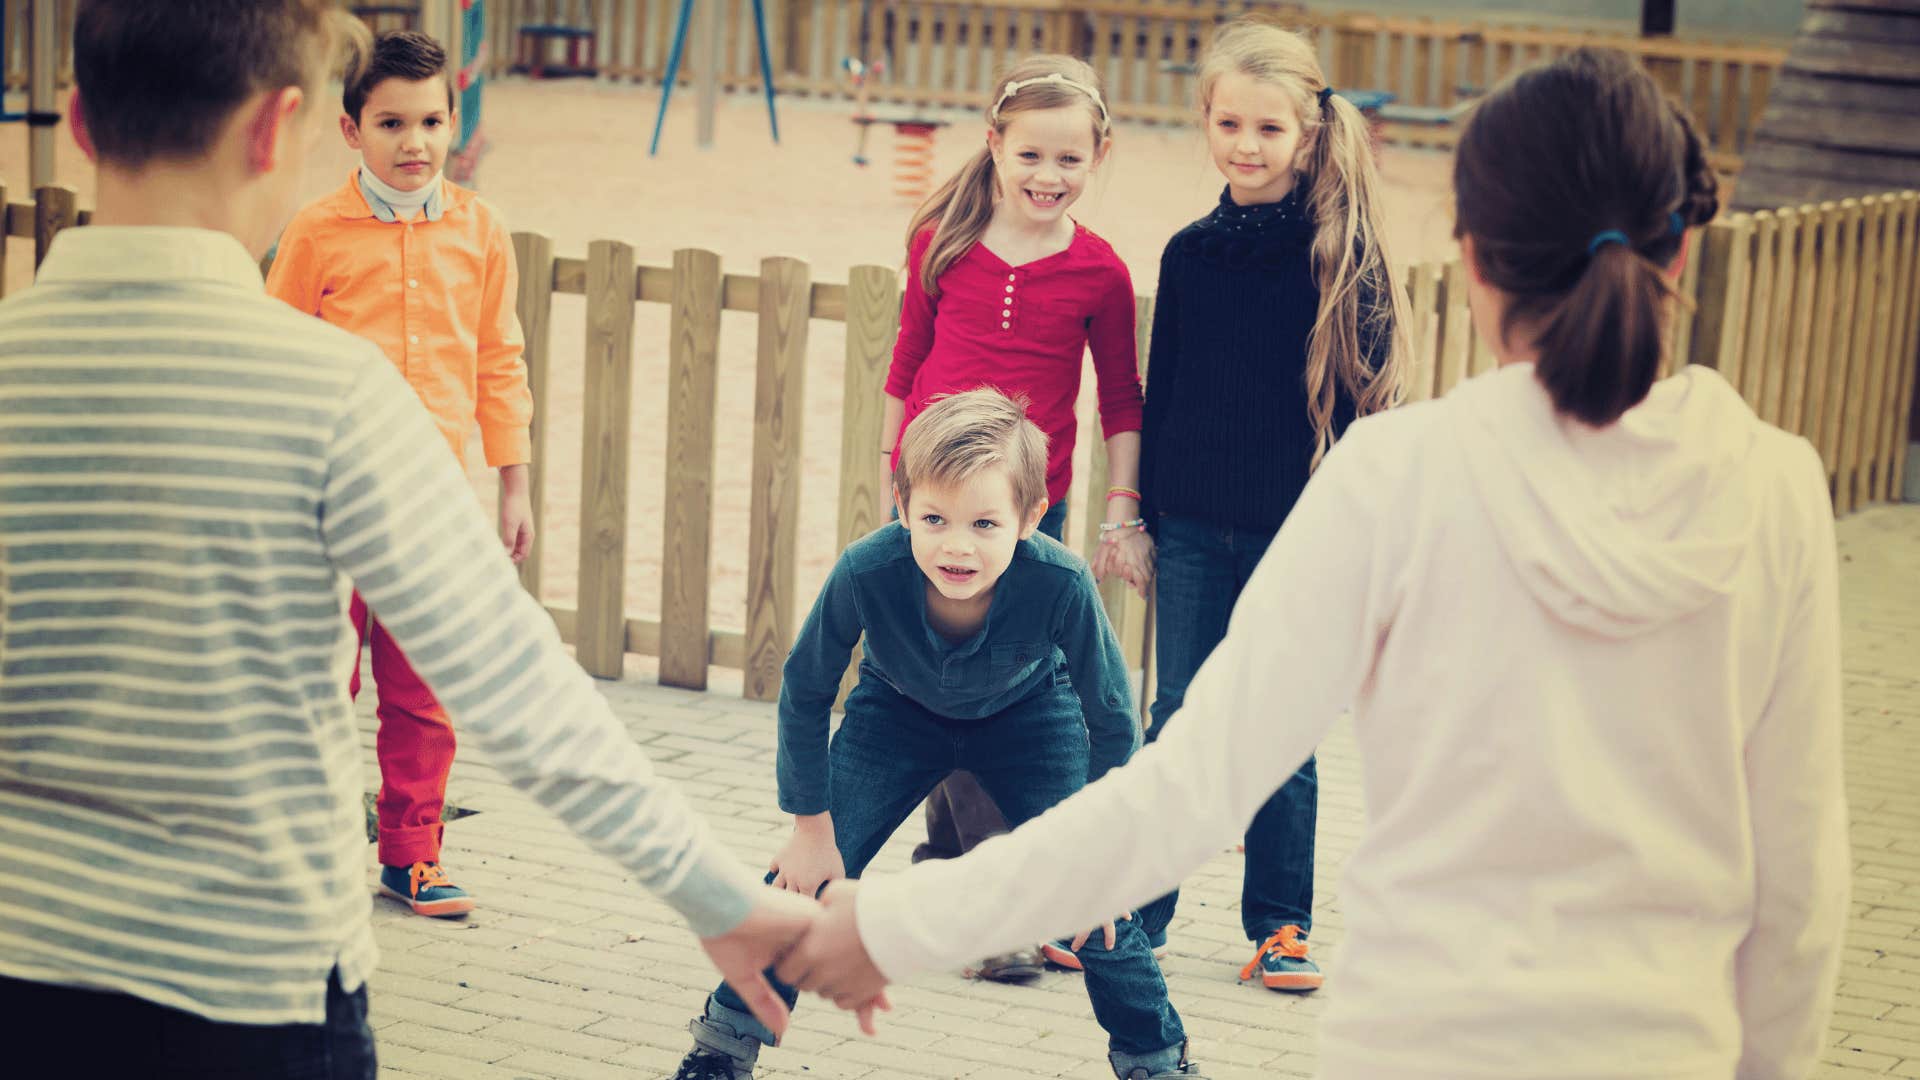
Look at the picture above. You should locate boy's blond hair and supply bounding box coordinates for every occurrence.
[895,389,1050,521]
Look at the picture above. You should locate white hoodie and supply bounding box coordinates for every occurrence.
[857,363,1850,1080]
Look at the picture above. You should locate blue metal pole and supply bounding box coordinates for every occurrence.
[649,0,699,156]
[750,0,780,144]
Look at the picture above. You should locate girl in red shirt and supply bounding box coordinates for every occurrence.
[880,55,1157,986]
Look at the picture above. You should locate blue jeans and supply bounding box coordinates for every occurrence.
[0,968,375,1078]
[705,665,1186,1063]
[1136,513,1317,944]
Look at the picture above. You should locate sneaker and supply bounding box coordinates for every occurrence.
[1111,1040,1208,1078]
[669,1049,750,1079]
[673,1015,761,1079]
[377,861,475,918]
[965,946,1045,983]
[1238,924,1321,992]
[1040,931,1170,972]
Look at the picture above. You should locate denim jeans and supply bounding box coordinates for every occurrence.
[705,664,1186,1062]
[0,967,375,1079]
[915,498,1067,862]
[1136,513,1318,944]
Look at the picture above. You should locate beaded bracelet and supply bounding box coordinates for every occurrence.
[1098,517,1146,543]
[1106,485,1142,502]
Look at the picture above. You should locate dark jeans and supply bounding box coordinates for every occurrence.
[0,968,375,1079]
[915,497,1067,861]
[708,664,1185,1057]
[1136,513,1317,944]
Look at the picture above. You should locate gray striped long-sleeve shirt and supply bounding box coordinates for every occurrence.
[0,226,759,1024]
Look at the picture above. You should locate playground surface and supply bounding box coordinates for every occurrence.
[356,503,1920,1080]
[0,77,1462,650]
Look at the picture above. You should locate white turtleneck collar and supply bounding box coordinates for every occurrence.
[357,162,445,223]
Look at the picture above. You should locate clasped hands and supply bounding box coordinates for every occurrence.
[704,814,1126,1042]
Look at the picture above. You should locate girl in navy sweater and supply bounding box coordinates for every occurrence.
[1128,19,1408,991]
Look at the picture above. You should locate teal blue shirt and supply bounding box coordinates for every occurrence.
[776,524,1142,815]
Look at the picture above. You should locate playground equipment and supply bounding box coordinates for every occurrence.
[447,0,489,183]
[647,0,779,155]
[885,117,945,204]
[843,55,883,166]
[1,0,60,190]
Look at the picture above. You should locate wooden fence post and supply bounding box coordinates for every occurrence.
[838,265,898,550]
[574,239,638,679]
[1738,211,1776,409]
[1690,215,1753,384]
[834,263,899,704]
[1435,260,1472,396]
[1885,194,1920,501]
[33,183,76,269]
[1758,209,1801,425]
[1855,199,1897,506]
[1403,262,1441,401]
[1780,206,1821,436]
[1819,200,1864,490]
[1838,198,1881,513]
[1802,203,1844,458]
[745,256,811,701]
[511,231,556,598]
[660,247,725,690]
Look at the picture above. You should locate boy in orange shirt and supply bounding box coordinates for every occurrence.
[267,29,532,918]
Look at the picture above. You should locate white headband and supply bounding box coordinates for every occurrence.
[991,72,1110,129]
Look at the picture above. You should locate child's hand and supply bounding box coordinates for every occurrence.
[771,813,845,898]
[775,880,893,1035]
[1068,910,1134,953]
[497,464,534,564]
[499,492,534,563]
[1100,530,1155,599]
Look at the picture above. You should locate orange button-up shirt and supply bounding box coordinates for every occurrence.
[266,171,531,466]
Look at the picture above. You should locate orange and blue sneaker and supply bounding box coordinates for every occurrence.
[1239,925,1321,992]
[378,861,475,918]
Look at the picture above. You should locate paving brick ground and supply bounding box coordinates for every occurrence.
[363,505,1920,1080]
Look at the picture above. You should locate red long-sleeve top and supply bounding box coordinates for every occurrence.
[885,224,1144,507]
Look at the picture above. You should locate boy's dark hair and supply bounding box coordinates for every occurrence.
[344,30,453,123]
[1453,47,1719,426]
[74,0,360,168]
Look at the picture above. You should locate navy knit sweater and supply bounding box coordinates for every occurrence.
[1139,185,1388,533]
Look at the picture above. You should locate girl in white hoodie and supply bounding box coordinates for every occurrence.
[777,46,1851,1080]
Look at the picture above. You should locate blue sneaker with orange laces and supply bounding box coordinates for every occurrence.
[1239,924,1321,992]
[378,861,475,918]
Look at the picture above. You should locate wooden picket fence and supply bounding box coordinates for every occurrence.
[487,1,1783,166]
[1691,193,1920,513]
[9,181,1915,701]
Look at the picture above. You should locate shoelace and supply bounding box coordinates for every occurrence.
[409,861,455,896]
[1238,925,1309,982]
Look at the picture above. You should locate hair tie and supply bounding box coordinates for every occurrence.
[992,71,1110,130]
[1668,211,1686,236]
[1317,86,1334,108]
[1586,229,1629,255]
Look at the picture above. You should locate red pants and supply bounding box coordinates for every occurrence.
[350,593,456,868]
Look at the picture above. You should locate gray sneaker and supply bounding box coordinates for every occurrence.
[1110,1041,1207,1079]
[672,1015,762,1079]
[969,945,1046,982]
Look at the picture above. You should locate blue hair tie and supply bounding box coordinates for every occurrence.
[1669,211,1686,235]
[1587,229,1630,255]
[1318,86,1334,108]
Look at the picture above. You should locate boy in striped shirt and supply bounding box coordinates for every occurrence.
[0,3,808,1074]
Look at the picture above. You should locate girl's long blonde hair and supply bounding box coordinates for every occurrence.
[1199,20,1409,467]
[905,55,1112,299]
